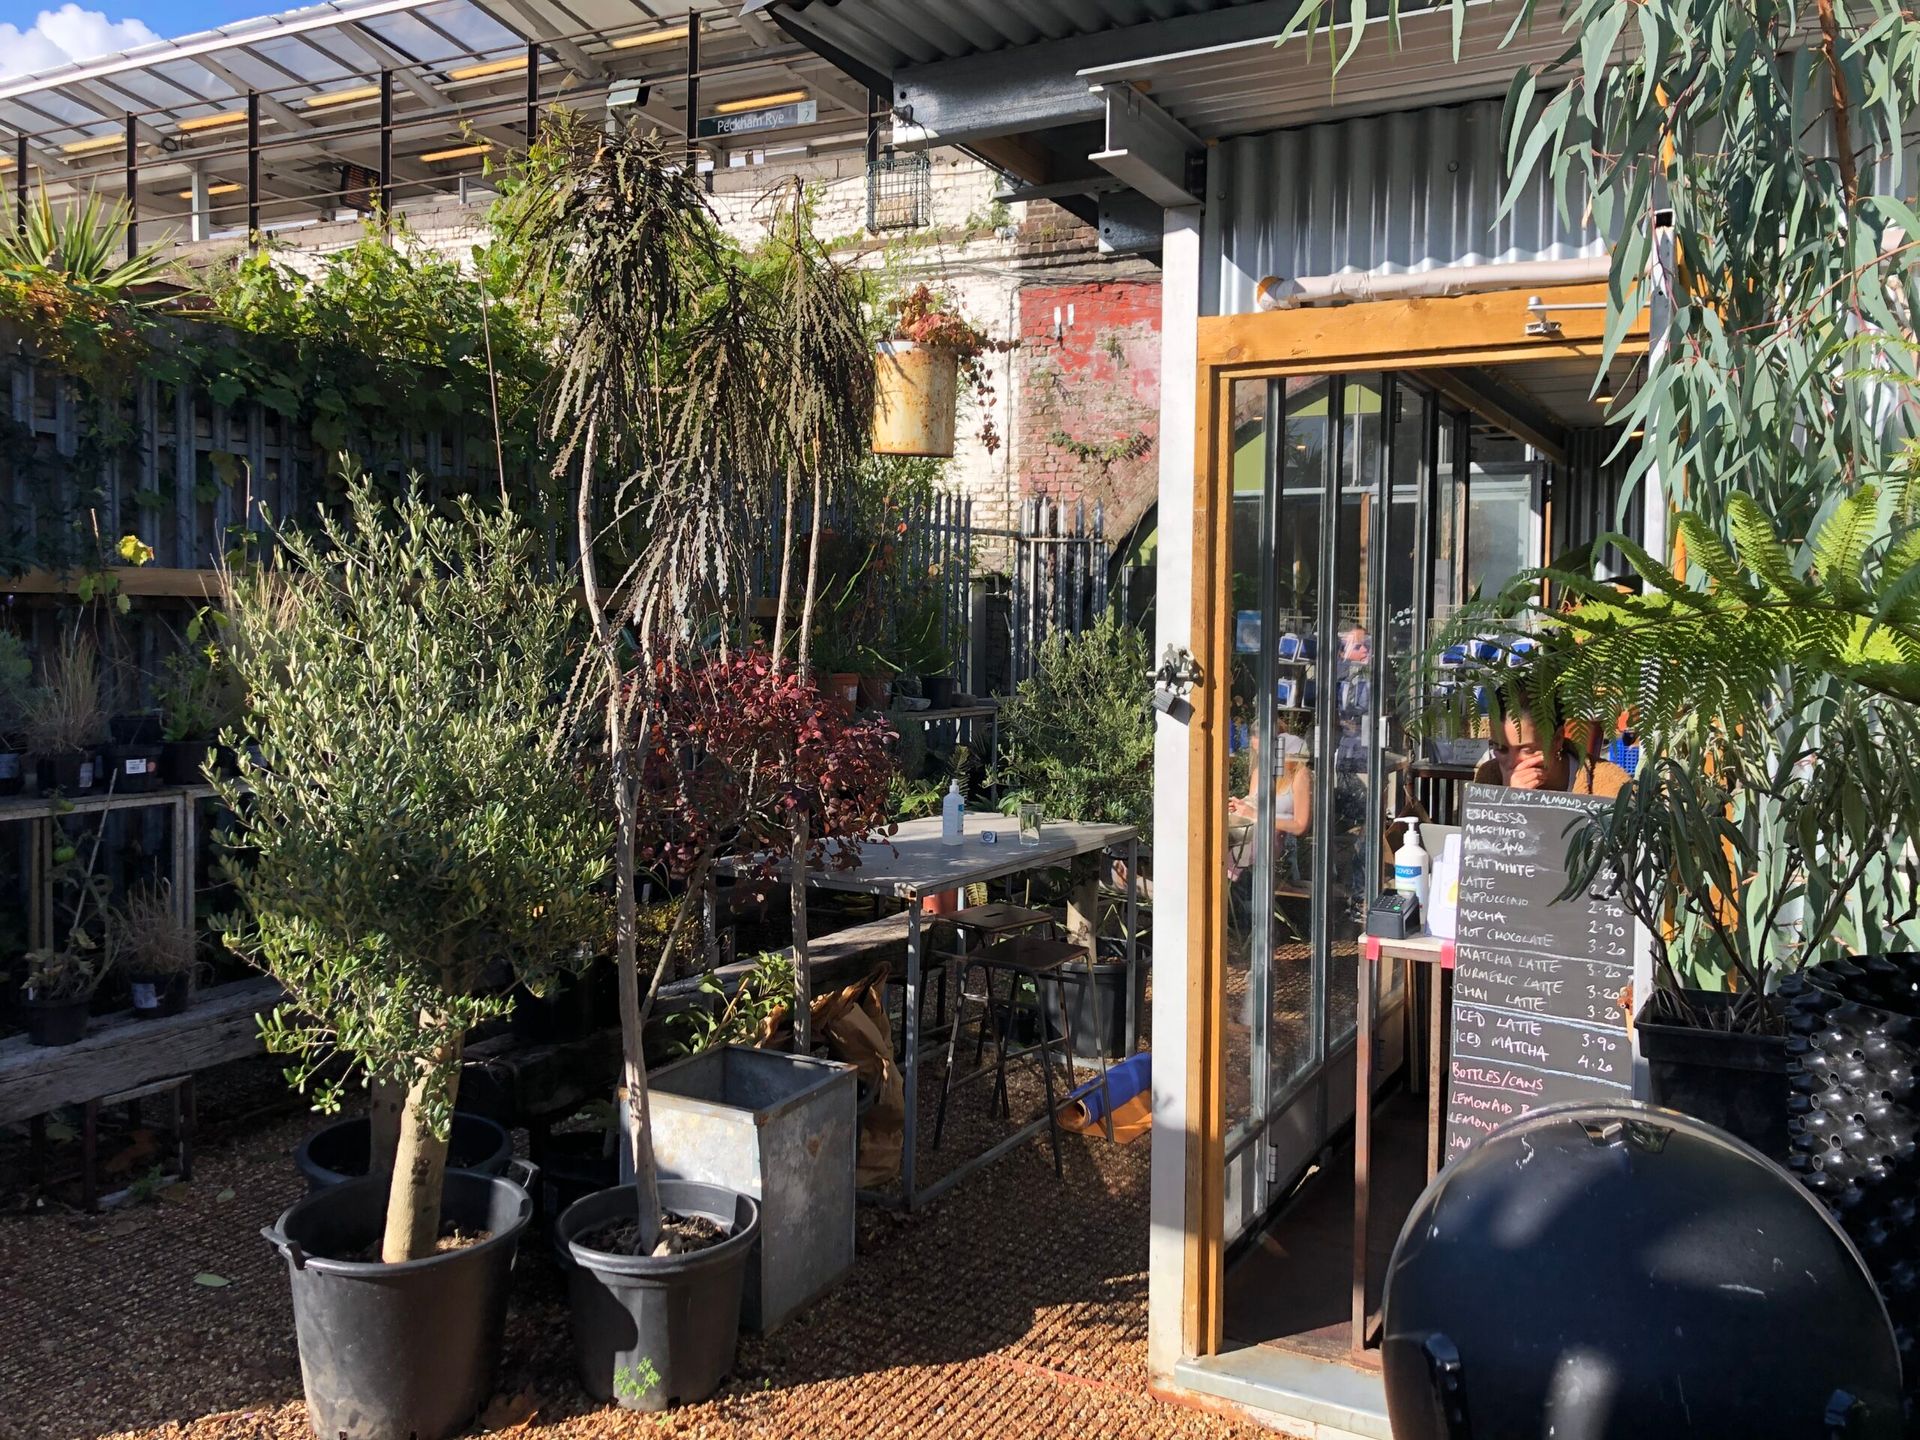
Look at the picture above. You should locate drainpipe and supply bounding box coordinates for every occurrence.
[1254,255,1612,309]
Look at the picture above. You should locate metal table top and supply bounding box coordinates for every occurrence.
[728,812,1138,901]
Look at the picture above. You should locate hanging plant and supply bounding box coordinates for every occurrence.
[875,283,1014,457]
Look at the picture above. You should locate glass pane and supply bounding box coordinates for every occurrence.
[1267,376,1330,1106]
[1379,381,1429,1004]
[1224,377,1268,1147]
[1327,375,1386,1052]
[1466,425,1537,597]
[1433,411,1468,621]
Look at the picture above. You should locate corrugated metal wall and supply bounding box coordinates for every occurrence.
[1205,98,1606,315]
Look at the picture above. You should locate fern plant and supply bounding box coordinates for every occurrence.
[1418,486,1920,1028]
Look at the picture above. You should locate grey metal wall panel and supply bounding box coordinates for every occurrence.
[1206,99,1605,315]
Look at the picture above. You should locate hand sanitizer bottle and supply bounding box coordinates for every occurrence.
[942,778,966,846]
[1393,818,1430,909]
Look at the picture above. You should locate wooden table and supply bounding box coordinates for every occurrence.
[726,811,1139,1210]
[1352,932,1454,1355]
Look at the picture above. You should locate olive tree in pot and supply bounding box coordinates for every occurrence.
[495,115,881,1411]
[215,476,610,1440]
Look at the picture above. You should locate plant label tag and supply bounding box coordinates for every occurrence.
[0,755,16,780]
[125,757,148,776]
[131,982,157,1009]
[78,761,94,788]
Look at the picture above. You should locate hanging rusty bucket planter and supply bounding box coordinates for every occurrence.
[871,340,958,458]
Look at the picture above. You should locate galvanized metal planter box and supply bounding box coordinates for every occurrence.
[647,1045,858,1333]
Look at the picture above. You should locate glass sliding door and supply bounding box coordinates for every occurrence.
[1222,370,1430,1242]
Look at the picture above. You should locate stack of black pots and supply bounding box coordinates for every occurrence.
[1782,955,1920,1420]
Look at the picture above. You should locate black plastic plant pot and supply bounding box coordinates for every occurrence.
[25,996,91,1047]
[538,1131,619,1255]
[558,1181,760,1412]
[296,1112,513,1193]
[35,751,95,794]
[160,739,211,787]
[107,744,162,794]
[922,675,956,709]
[263,1166,534,1440]
[1041,957,1148,1061]
[1637,989,1790,1160]
[128,971,191,1020]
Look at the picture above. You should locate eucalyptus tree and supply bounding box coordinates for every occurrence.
[1284,0,1920,534]
[1295,0,1920,997]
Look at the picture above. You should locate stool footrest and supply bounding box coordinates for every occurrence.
[973,934,1083,974]
[949,903,1055,937]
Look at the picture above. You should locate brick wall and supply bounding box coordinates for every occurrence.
[1012,274,1162,536]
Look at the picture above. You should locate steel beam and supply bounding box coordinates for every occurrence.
[64,81,168,147]
[469,0,605,82]
[1088,83,1198,207]
[1097,189,1164,257]
[994,174,1128,204]
[893,0,1297,143]
[344,24,447,110]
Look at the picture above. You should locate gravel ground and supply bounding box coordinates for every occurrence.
[0,1056,1270,1440]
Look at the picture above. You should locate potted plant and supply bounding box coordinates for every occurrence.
[153,619,244,786]
[23,631,107,793]
[873,283,1011,459]
[110,881,201,1019]
[106,701,164,793]
[222,476,611,1440]
[647,951,860,1333]
[498,120,891,1412]
[1425,490,1920,1159]
[0,631,29,797]
[23,942,108,1046]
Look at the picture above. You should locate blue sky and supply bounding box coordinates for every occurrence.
[0,1,282,82]
[114,0,277,37]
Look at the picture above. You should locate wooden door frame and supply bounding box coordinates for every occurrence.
[1181,282,1649,1358]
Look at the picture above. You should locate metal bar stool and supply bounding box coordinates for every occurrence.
[933,931,1088,1175]
[942,901,1055,1072]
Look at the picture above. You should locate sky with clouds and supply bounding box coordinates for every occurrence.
[0,1,277,79]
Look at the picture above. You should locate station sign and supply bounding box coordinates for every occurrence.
[696,99,817,139]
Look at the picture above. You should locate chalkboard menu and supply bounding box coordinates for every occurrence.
[1443,783,1635,1163]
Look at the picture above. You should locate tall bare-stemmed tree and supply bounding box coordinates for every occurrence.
[495,116,875,1241]
[756,184,877,1049]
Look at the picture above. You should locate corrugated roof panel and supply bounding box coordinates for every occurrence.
[769,0,1261,76]
[1082,1,1576,139]
[1207,99,1605,313]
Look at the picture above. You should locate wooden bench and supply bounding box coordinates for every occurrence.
[0,977,280,1208]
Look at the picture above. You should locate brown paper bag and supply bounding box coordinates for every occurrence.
[760,966,904,1188]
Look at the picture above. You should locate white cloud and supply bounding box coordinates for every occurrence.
[0,5,160,80]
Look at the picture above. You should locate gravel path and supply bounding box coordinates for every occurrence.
[0,1062,1270,1440]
